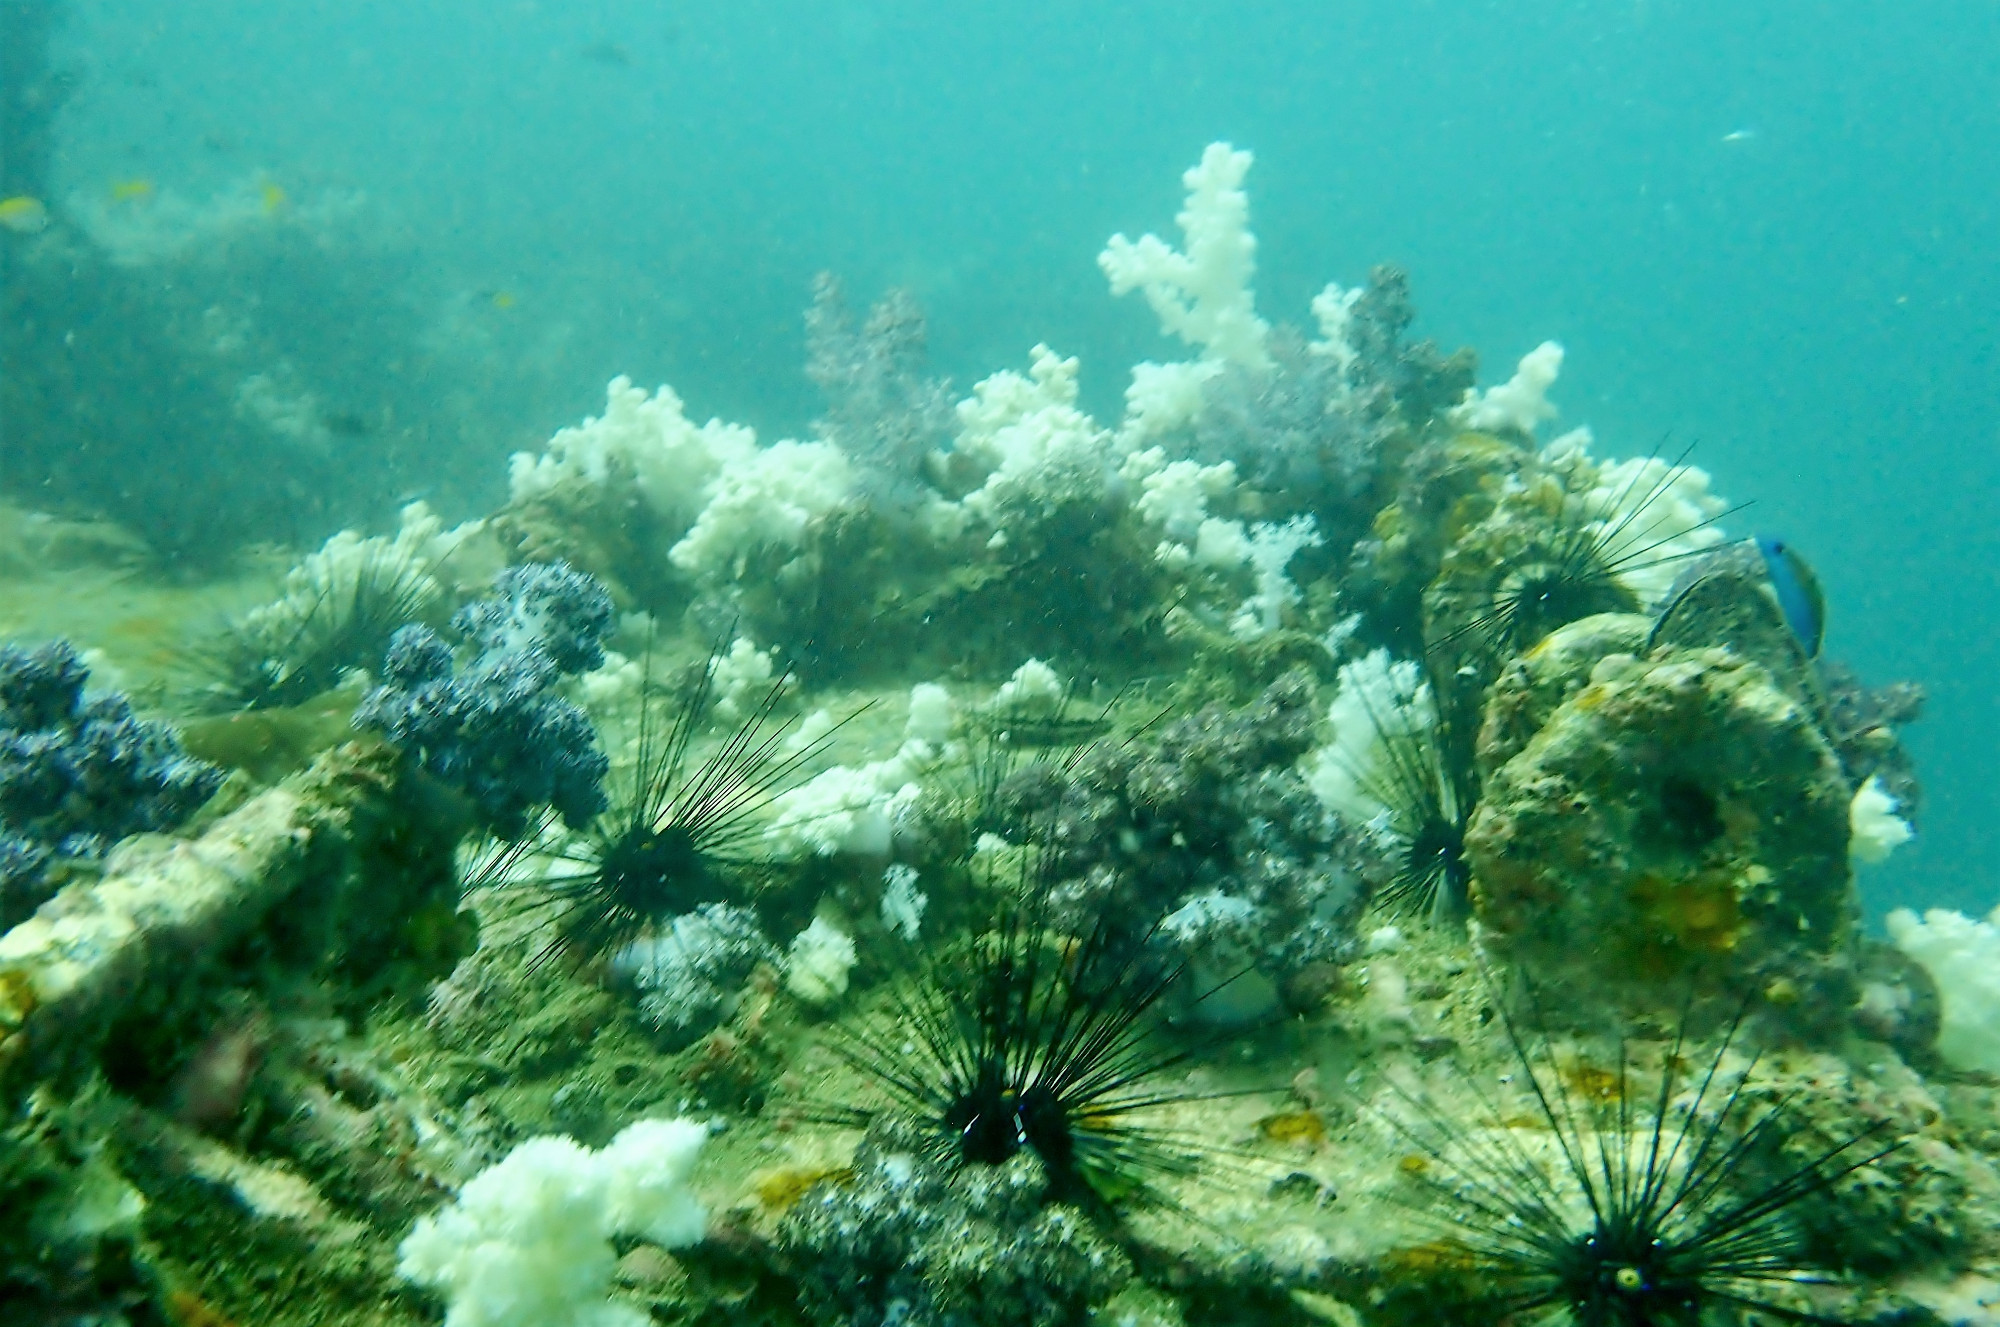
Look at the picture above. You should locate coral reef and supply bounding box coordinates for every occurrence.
[1,140,1981,1327]
[1,639,224,928]
[354,562,612,837]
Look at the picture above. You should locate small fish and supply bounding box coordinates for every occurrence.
[259,180,287,214]
[318,409,370,437]
[110,177,156,203]
[1754,535,1825,657]
[488,288,517,309]
[1648,535,1825,659]
[1721,127,1757,143]
[579,40,634,67]
[0,195,49,234]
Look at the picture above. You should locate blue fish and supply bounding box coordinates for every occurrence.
[1754,536,1825,658]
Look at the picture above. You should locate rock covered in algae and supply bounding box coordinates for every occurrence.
[0,737,459,1099]
[1467,643,1854,998]
[1473,611,1652,779]
[778,1120,1132,1327]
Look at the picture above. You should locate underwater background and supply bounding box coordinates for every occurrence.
[22,0,1994,913]
[9,4,2000,1326]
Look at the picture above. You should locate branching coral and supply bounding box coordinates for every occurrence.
[502,374,856,606]
[1452,340,1565,436]
[1,639,224,927]
[1182,266,1468,533]
[1100,142,1272,372]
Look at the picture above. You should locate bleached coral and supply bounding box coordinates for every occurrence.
[1125,449,1239,543]
[1100,142,1272,371]
[763,740,936,857]
[667,438,854,583]
[880,863,927,940]
[514,378,856,590]
[1117,359,1222,446]
[243,500,475,645]
[1308,281,1365,375]
[784,916,858,1005]
[991,658,1065,717]
[1571,450,1730,607]
[709,635,780,722]
[398,1117,707,1327]
[509,376,756,539]
[1455,340,1565,435]
[224,500,484,706]
[905,682,954,744]
[949,345,1115,525]
[1850,775,1915,865]
[1887,905,2000,1074]
[1228,516,1323,640]
[1302,649,1435,826]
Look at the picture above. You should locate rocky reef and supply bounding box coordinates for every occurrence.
[0,142,1982,1327]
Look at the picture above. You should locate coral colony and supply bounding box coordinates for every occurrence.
[353,561,614,837]
[0,639,222,926]
[11,143,1991,1327]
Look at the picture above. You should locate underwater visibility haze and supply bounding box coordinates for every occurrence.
[1,1,1998,1324]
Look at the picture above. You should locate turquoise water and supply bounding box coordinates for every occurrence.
[28,0,2000,912]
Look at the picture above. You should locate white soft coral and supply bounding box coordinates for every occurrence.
[668,438,853,583]
[1454,341,1565,436]
[509,376,755,538]
[398,1118,707,1327]
[1100,142,1272,371]
[948,345,1115,526]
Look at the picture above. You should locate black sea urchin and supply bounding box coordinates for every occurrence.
[210,533,442,710]
[819,872,1205,1210]
[477,642,842,968]
[1321,653,1477,924]
[1427,446,1738,668]
[1394,1000,1897,1326]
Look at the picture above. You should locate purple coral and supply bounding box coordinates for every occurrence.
[805,272,956,498]
[354,563,612,838]
[1189,265,1473,541]
[0,639,225,926]
[450,561,614,675]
